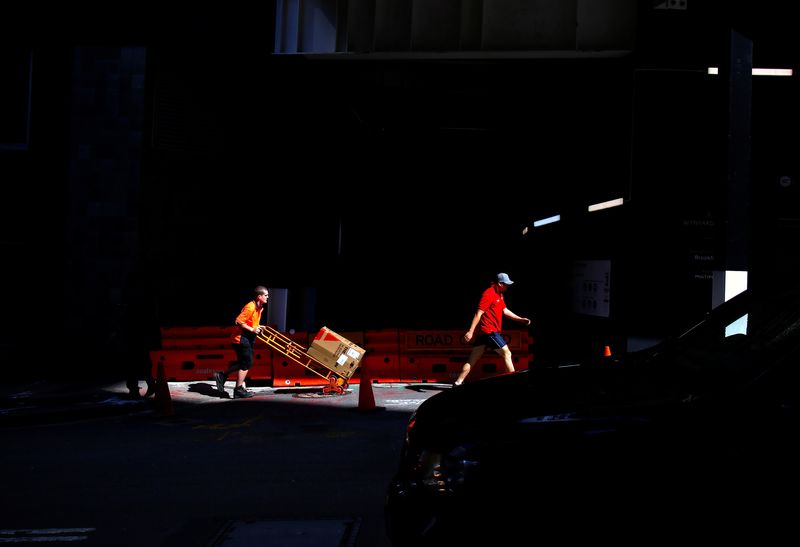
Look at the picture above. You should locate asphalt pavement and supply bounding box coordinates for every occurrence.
[0,376,445,427]
[0,376,448,546]
[0,377,155,427]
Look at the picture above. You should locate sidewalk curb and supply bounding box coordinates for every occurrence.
[0,399,151,427]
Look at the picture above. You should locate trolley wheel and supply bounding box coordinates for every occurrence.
[322,377,346,395]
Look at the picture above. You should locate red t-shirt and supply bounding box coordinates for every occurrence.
[477,285,505,334]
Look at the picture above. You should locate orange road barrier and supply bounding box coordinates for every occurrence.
[150,326,533,384]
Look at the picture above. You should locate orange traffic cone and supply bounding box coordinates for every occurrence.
[603,345,612,358]
[357,364,383,412]
[153,362,174,417]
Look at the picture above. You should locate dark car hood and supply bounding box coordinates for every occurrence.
[411,361,686,451]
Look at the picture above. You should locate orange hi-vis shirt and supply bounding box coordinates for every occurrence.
[231,300,263,344]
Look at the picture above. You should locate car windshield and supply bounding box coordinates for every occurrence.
[636,287,800,397]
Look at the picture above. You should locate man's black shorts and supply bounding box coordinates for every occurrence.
[232,337,255,370]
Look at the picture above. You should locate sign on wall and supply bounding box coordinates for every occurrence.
[573,260,611,318]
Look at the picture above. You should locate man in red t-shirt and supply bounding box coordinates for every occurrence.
[454,273,531,386]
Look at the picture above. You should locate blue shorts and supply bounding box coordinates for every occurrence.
[473,332,507,350]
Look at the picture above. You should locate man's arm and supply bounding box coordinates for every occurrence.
[463,309,485,342]
[503,308,531,326]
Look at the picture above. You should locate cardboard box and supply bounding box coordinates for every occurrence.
[307,326,366,379]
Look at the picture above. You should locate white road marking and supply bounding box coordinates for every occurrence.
[383,399,425,406]
[0,529,95,543]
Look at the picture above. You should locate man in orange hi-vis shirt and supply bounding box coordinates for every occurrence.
[214,286,269,399]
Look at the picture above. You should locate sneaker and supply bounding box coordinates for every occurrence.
[233,385,255,399]
[214,372,227,396]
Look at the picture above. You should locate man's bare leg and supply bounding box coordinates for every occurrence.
[455,345,485,385]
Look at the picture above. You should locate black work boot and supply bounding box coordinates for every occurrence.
[214,372,228,397]
[233,385,254,399]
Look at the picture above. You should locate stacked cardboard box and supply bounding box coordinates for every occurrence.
[306,326,366,380]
